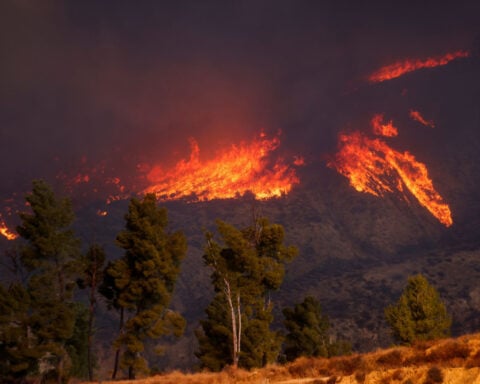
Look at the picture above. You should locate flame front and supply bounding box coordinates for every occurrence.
[143,133,300,201]
[409,109,435,128]
[368,50,469,83]
[329,125,452,227]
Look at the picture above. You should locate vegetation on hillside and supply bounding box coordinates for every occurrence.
[80,333,480,384]
[0,181,470,383]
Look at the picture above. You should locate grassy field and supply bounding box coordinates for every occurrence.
[82,333,480,384]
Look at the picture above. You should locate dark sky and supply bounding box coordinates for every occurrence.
[1,0,479,198]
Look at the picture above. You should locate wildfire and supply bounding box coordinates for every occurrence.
[0,215,18,240]
[368,50,470,83]
[409,109,435,128]
[371,114,398,137]
[143,133,301,201]
[329,122,452,227]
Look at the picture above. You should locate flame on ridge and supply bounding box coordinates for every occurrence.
[410,109,435,128]
[0,214,18,240]
[328,120,452,227]
[143,132,301,201]
[368,50,470,83]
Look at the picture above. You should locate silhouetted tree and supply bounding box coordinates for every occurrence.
[0,180,83,384]
[78,244,105,381]
[104,194,187,379]
[385,274,451,344]
[283,296,331,361]
[196,217,297,371]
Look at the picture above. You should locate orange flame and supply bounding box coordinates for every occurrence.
[371,114,398,137]
[0,217,18,240]
[143,133,300,201]
[368,50,470,83]
[329,130,452,227]
[409,109,435,128]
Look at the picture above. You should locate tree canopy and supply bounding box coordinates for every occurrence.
[385,274,451,344]
[103,194,187,379]
[0,180,84,384]
[196,217,298,370]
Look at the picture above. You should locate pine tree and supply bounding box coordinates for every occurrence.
[0,282,42,382]
[196,217,297,371]
[107,194,187,379]
[78,244,105,381]
[385,274,451,344]
[2,180,83,384]
[283,296,335,361]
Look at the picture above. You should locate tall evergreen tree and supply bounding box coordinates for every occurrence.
[1,180,83,384]
[99,258,129,379]
[282,296,351,362]
[105,194,187,379]
[196,217,297,371]
[385,274,451,344]
[78,244,105,381]
[0,282,42,382]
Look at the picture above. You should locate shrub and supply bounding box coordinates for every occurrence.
[424,366,443,384]
[466,349,480,368]
[376,349,404,367]
[426,340,470,365]
[354,371,366,383]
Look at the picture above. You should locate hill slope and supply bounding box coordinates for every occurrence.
[81,333,480,383]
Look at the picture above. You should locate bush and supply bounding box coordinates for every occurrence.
[424,366,443,384]
[354,371,366,383]
[376,349,404,367]
[426,340,470,365]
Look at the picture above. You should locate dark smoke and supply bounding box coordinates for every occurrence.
[0,0,478,198]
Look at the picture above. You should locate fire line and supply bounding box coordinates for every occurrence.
[143,132,301,201]
[368,50,470,83]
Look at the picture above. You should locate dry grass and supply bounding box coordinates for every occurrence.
[82,333,480,384]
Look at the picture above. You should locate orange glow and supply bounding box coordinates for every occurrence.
[409,109,435,128]
[368,50,470,83]
[293,156,306,166]
[143,133,301,201]
[0,217,18,240]
[329,130,452,227]
[371,114,398,137]
[96,209,108,216]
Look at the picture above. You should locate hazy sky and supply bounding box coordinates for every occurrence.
[1,0,478,196]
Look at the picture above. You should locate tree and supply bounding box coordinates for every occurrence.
[0,180,83,384]
[105,194,187,379]
[196,217,298,371]
[385,274,451,344]
[0,282,42,382]
[282,296,331,361]
[78,244,106,381]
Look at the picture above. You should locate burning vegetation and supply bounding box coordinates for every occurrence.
[368,50,470,83]
[143,132,301,201]
[329,114,453,227]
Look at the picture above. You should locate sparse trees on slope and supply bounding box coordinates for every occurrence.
[385,274,451,344]
[196,217,298,371]
[106,194,187,379]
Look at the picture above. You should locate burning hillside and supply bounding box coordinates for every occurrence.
[143,132,301,201]
[329,115,453,227]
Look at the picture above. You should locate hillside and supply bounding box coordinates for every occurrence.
[81,333,480,384]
